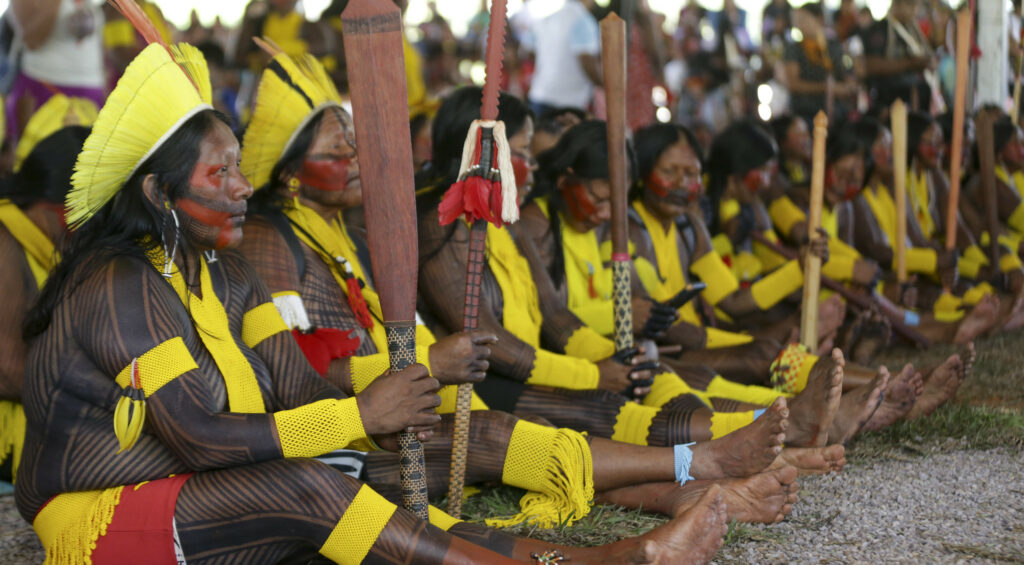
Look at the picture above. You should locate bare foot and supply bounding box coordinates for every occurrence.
[713,466,799,524]
[770,444,846,475]
[1000,287,1024,332]
[605,485,727,565]
[851,309,892,366]
[818,294,846,340]
[953,294,1000,344]
[786,349,845,447]
[690,397,788,479]
[828,367,888,444]
[861,364,923,432]
[906,353,965,419]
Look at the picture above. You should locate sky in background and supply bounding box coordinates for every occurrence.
[0,0,903,45]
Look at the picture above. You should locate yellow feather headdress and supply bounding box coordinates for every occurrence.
[15,94,99,172]
[241,40,343,191]
[66,41,213,228]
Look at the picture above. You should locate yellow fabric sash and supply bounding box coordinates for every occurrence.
[154,252,267,413]
[0,199,56,288]
[863,185,938,275]
[995,166,1024,236]
[908,169,935,239]
[633,201,687,302]
[284,204,388,350]
[558,214,616,336]
[486,222,544,347]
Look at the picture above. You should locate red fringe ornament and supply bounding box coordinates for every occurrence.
[345,275,375,331]
[292,328,361,376]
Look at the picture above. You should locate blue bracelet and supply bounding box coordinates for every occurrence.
[904,310,921,326]
[753,408,767,420]
[674,442,696,485]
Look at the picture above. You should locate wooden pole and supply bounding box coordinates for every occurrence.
[801,111,828,350]
[341,0,429,520]
[446,0,511,518]
[892,99,909,283]
[976,111,1000,266]
[946,7,972,253]
[1013,2,1024,123]
[601,13,633,355]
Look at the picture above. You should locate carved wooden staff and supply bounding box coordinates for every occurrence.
[945,7,971,256]
[977,111,1000,266]
[341,0,429,520]
[436,0,516,518]
[892,99,909,284]
[602,13,633,357]
[753,233,931,347]
[800,111,828,350]
[1013,3,1024,124]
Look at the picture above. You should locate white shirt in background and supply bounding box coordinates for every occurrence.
[522,0,600,110]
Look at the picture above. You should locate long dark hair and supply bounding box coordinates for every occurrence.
[851,117,885,181]
[631,122,703,201]
[524,120,635,287]
[415,86,533,258]
[706,119,777,233]
[25,110,231,340]
[907,111,936,162]
[0,126,90,208]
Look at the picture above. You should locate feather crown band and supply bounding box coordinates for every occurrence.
[15,94,99,172]
[241,40,344,191]
[67,1,214,229]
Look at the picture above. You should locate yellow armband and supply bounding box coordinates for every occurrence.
[611,401,658,445]
[959,244,989,279]
[822,254,857,281]
[704,327,755,349]
[486,421,594,528]
[564,326,616,362]
[242,302,290,349]
[769,197,807,238]
[750,259,802,310]
[114,338,198,397]
[720,198,741,224]
[319,484,396,564]
[899,247,938,275]
[274,396,376,457]
[643,371,705,409]
[690,251,739,305]
[348,346,432,394]
[527,350,600,390]
[711,233,734,260]
[933,291,965,323]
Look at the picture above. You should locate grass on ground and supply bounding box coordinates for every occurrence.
[460,332,1024,548]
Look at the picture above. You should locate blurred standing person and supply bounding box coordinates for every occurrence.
[101,1,171,88]
[233,0,329,71]
[6,0,104,144]
[523,0,601,116]
[784,2,856,125]
[861,0,941,112]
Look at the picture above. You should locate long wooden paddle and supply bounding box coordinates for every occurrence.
[892,99,909,284]
[1013,2,1024,124]
[601,13,633,358]
[945,7,971,255]
[341,0,429,520]
[800,111,828,350]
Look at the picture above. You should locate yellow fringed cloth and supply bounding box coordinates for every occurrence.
[33,485,125,565]
[485,421,594,528]
[995,166,1024,239]
[485,220,601,390]
[0,400,25,481]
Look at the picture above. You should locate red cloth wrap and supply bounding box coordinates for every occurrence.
[291,328,362,376]
[89,473,194,565]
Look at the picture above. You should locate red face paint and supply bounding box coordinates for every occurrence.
[297,157,351,192]
[177,198,239,249]
[645,172,675,198]
[843,183,861,200]
[562,182,597,224]
[918,143,943,164]
[743,168,768,193]
[39,202,67,231]
[512,154,531,188]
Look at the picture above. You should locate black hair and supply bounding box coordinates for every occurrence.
[631,122,703,200]
[907,110,937,160]
[0,125,90,208]
[25,110,231,340]
[535,106,587,135]
[851,117,885,180]
[705,119,777,232]
[827,121,866,166]
[196,40,226,69]
[796,2,824,18]
[524,120,635,287]
[992,116,1018,156]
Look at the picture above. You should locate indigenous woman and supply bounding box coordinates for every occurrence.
[0,123,89,484]
[770,115,812,190]
[418,87,846,451]
[239,47,833,528]
[15,34,740,565]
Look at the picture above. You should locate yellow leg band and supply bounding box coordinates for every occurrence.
[709,410,755,439]
[962,282,994,306]
[643,371,703,409]
[690,251,739,305]
[527,350,601,390]
[319,484,396,565]
[933,291,966,323]
[704,327,755,349]
[610,401,659,445]
[705,376,787,405]
[822,254,857,281]
[0,400,26,482]
[564,326,616,362]
[428,505,463,531]
[750,259,803,310]
[769,344,816,395]
[487,421,594,528]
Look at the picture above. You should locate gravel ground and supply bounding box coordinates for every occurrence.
[714,448,1024,565]
[2,448,1020,564]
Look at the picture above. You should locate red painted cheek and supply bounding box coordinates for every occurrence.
[177,198,236,249]
[189,165,223,190]
[645,173,674,198]
[512,154,530,188]
[685,181,702,202]
[562,183,597,223]
[744,169,766,193]
[844,184,861,200]
[298,158,351,192]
